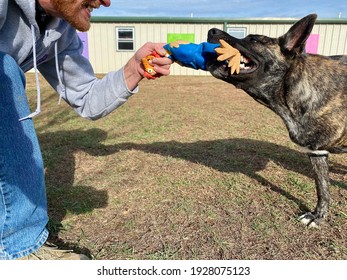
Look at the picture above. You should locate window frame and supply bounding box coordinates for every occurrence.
[226,27,247,39]
[116,27,135,52]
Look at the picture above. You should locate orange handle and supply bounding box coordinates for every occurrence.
[142,51,163,80]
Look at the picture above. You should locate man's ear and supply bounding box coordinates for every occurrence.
[279,14,317,57]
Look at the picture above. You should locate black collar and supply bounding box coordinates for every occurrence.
[35,0,52,33]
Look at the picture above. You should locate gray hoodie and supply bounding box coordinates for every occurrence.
[0,0,137,120]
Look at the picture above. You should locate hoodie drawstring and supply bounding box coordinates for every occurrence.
[55,42,66,105]
[19,26,65,121]
[19,25,41,121]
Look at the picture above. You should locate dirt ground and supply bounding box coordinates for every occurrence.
[26,74,347,260]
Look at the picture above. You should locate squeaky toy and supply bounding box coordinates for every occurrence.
[142,40,241,79]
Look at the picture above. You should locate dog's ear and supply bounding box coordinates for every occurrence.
[279,14,317,57]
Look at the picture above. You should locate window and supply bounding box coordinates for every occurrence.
[227,27,247,39]
[116,27,135,51]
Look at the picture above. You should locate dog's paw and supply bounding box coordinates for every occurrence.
[298,213,322,228]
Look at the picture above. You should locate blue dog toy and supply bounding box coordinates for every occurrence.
[142,41,220,79]
[164,41,220,70]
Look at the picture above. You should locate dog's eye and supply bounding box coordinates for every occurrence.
[249,37,258,43]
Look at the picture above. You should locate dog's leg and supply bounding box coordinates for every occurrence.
[299,153,330,228]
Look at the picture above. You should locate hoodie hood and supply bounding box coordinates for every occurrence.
[13,0,37,28]
[0,0,69,68]
[0,0,67,120]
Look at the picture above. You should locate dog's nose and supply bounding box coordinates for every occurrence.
[207,28,224,43]
[208,28,224,36]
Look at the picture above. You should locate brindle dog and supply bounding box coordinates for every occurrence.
[206,14,347,227]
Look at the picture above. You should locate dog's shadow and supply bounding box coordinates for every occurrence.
[39,128,347,221]
[112,138,346,213]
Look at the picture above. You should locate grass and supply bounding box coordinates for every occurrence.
[25,73,347,260]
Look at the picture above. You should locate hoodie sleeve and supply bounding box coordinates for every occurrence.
[38,28,138,120]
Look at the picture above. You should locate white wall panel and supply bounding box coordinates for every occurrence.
[87,19,347,74]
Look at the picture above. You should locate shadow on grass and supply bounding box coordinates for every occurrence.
[39,128,347,240]
[38,129,109,257]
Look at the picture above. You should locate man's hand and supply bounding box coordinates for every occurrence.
[124,42,173,90]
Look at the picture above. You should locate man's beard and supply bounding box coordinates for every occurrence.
[52,0,95,32]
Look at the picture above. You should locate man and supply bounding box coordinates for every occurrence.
[0,0,172,260]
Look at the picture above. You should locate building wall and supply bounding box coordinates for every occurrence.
[87,18,347,75]
[88,22,224,75]
[227,22,347,55]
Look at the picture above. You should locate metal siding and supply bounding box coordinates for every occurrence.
[330,25,340,54]
[336,25,347,54]
[88,21,347,74]
[226,23,347,56]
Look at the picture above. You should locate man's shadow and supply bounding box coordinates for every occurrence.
[39,128,347,247]
[38,129,110,256]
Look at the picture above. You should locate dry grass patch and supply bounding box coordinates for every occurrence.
[25,74,347,259]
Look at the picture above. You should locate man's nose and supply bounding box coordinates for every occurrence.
[100,0,111,7]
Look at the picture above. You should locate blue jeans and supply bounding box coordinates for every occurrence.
[0,52,48,259]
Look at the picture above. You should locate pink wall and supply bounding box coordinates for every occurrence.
[305,34,319,54]
[77,32,89,59]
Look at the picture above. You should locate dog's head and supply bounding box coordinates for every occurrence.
[206,14,317,103]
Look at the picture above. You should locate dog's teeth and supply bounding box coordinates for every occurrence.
[240,56,244,63]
